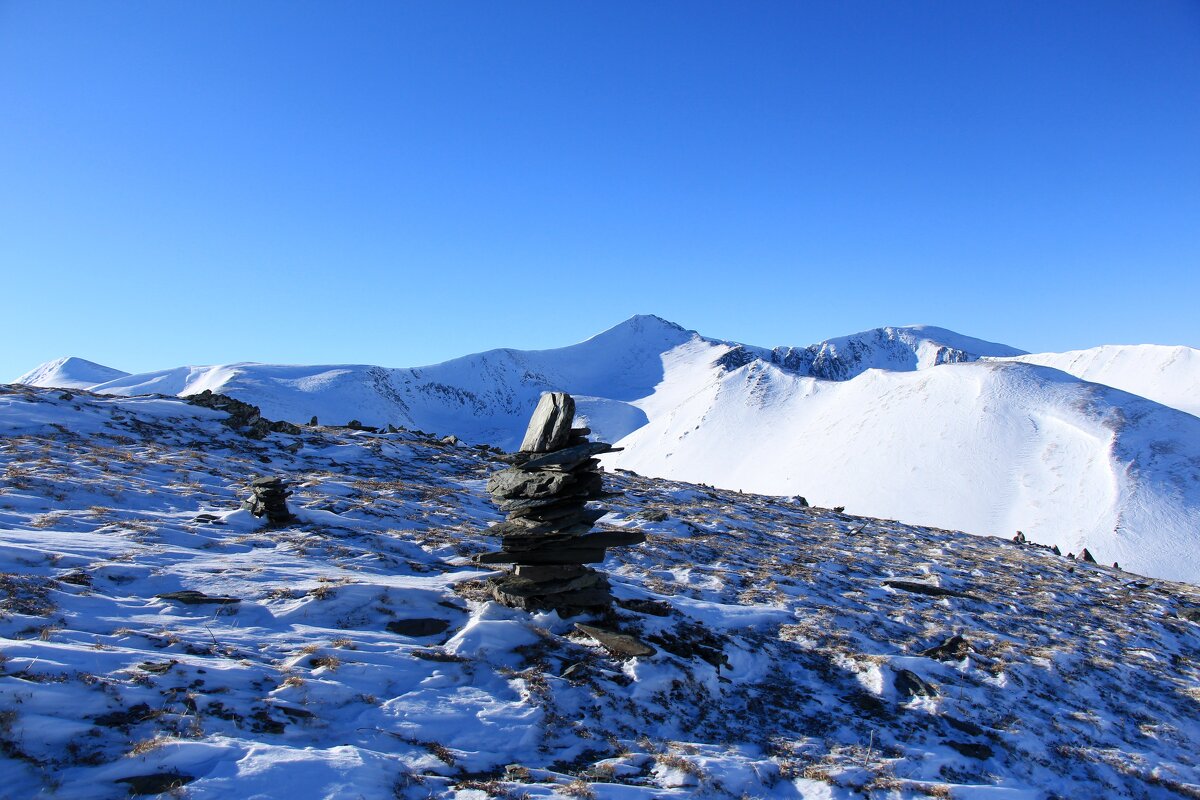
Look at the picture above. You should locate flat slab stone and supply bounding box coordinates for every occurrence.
[492,584,613,611]
[155,590,240,605]
[497,493,589,514]
[513,564,589,580]
[575,624,657,658]
[490,570,604,599]
[518,442,620,472]
[486,518,599,539]
[487,468,576,500]
[519,392,575,453]
[883,579,973,599]
[475,546,609,565]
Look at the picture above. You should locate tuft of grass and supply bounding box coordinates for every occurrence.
[309,655,341,671]
[560,778,596,799]
[128,735,175,756]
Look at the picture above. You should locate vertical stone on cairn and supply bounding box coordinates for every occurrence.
[479,392,645,611]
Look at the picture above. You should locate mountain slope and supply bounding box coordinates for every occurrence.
[1,385,1198,799]
[606,354,1200,582]
[996,344,1200,417]
[15,356,130,389]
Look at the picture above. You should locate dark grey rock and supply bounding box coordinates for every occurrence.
[883,579,969,598]
[947,741,993,760]
[487,468,576,500]
[513,564,589,580]
[490,570,605,599]
[894,668,937,698]
[616,598,672,616]
[519,392,575,453]
[496,494,587,514]
[116,772,195,795]
[920,634,970,661]
[518,441,620,472]
[386,618,450,637]
[475,547,608,566]
[485,513,604,538]
[156,590,240,605]
[575,624,657,657]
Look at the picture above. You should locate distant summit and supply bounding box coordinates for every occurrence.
[16,356,130,389]
[766,325,1027,381]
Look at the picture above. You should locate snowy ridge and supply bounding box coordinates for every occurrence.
[1,386,1199,799]
[995,344,1200,418]
[768,324,1026,380]
[14,356,130,390]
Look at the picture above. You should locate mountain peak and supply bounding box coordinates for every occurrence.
[15,356,130,389]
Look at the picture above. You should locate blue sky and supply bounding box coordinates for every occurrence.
[2,1,1198,379]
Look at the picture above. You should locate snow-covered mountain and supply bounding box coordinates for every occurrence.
[14,355,130,389]
[15,315,1200,582]
[994,344,1200,418]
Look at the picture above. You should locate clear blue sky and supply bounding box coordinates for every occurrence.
[2,1,1198,379]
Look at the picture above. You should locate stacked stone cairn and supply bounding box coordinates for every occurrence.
[243,476,295,527]
[479,392,645,611]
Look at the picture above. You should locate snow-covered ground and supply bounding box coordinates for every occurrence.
[2,385,1199,798]
[14,315,1200,583]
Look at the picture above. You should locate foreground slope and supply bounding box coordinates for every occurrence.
[1,386,1199,799]
[998,345,1200,418]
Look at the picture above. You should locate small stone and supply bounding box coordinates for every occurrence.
[574,624,657,658]
[616,598,672,617]
[519,392,576,453]
[920,634,970,661]
[560,662,589,681]
[893,668,937,698]
[1080,548,1097,564]
[947,741,993,760]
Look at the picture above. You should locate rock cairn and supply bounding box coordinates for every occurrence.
[479,392,645,611]
[243,476,295,527]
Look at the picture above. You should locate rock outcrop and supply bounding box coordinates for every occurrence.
[479,392,643,611]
